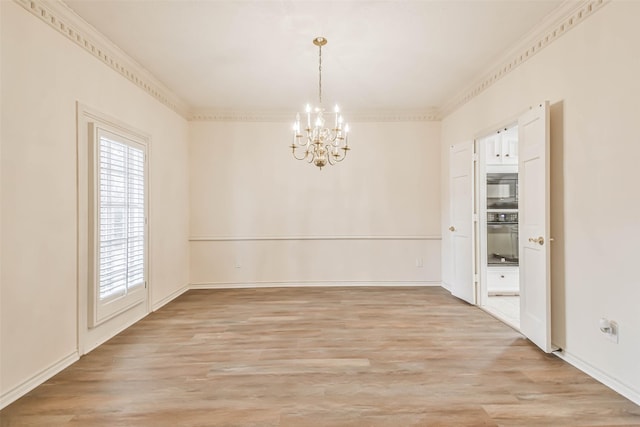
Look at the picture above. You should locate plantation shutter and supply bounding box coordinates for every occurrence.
[92,127,147,325]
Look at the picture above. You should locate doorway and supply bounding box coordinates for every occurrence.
[478,124,520,329]
[448,101,552,352]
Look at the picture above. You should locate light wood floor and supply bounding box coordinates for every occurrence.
[2,287,639,426]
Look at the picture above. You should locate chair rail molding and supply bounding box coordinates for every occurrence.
[189,235,441,242]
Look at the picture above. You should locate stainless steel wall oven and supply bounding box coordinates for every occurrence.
[487,212,518,266]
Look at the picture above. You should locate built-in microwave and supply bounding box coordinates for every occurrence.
[487,173,518,210]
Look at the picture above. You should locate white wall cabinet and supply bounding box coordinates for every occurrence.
[486,129,518,166]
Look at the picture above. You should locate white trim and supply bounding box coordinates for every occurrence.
[151,284,189,312]
[189,235,441,242]
[0,351,79,410]
[14,0,189,117]
[190,281,441,289]
[15,0,609,121]
[554,350,640,406]
[82,310,148,355]
[79,104,151,142]
[76,102,151,355]
[188,109,441,123]
[440,0,609,117]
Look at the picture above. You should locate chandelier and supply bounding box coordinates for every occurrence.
[291,37,350,170]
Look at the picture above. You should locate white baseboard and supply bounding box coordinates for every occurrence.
[554,350,640,406]
[151,284,189,311]
[0,351,79,410]
[190,281,441,289]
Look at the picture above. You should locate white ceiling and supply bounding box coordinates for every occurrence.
[63,0,565,115]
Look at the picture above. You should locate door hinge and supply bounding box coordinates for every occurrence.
[473,153,479,162]
[473,213,479,222]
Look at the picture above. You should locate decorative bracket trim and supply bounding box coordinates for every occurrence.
[14,0,190,118]
[188,109,442,123]
[15,0,609,122]
[440,0,610,117]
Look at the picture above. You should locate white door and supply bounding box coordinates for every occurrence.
[449,142,475,304]
[518,102,552,352]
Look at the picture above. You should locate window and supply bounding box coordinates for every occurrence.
[89,124,147,327]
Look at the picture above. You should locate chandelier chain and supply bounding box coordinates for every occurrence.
[318,44,322,105]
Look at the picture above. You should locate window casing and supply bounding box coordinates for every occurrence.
[89,124,147,327]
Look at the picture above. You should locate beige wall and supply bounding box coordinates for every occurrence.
[189,120,441,287]
[441,1,640,402]
[5,0,637,411]
[0,1,189,404]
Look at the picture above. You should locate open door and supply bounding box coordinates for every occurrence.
[449,142,475,304]
[518,102,552,352]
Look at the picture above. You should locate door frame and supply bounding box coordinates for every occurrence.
[475,121,519,314]
[449,103,553,353]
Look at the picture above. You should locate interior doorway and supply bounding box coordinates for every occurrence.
[448,101,551,352]
[478,124,520,329]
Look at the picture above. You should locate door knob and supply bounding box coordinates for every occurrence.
[528,236,544,245]
[449,226,456,232]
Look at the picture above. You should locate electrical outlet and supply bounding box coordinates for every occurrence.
[234,259,242,269]
[606,321,619,343]
[416,257,424,268]
[600,318,619,343]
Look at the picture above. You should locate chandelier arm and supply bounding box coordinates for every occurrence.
[335,142,350,163]
[291,137,311,161]
[295,137,310,147]
[326,143,346,165]
[291,148,309,161]
[325,144,336,166]
[332,151,348,163]
[306,151,316,163]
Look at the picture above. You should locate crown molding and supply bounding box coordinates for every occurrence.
[440,0,610,118]
[188,109,441,123]
[348,110,441,123]
[188,110,294,123]
[17,0,607,123]
[15,0,190,118]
